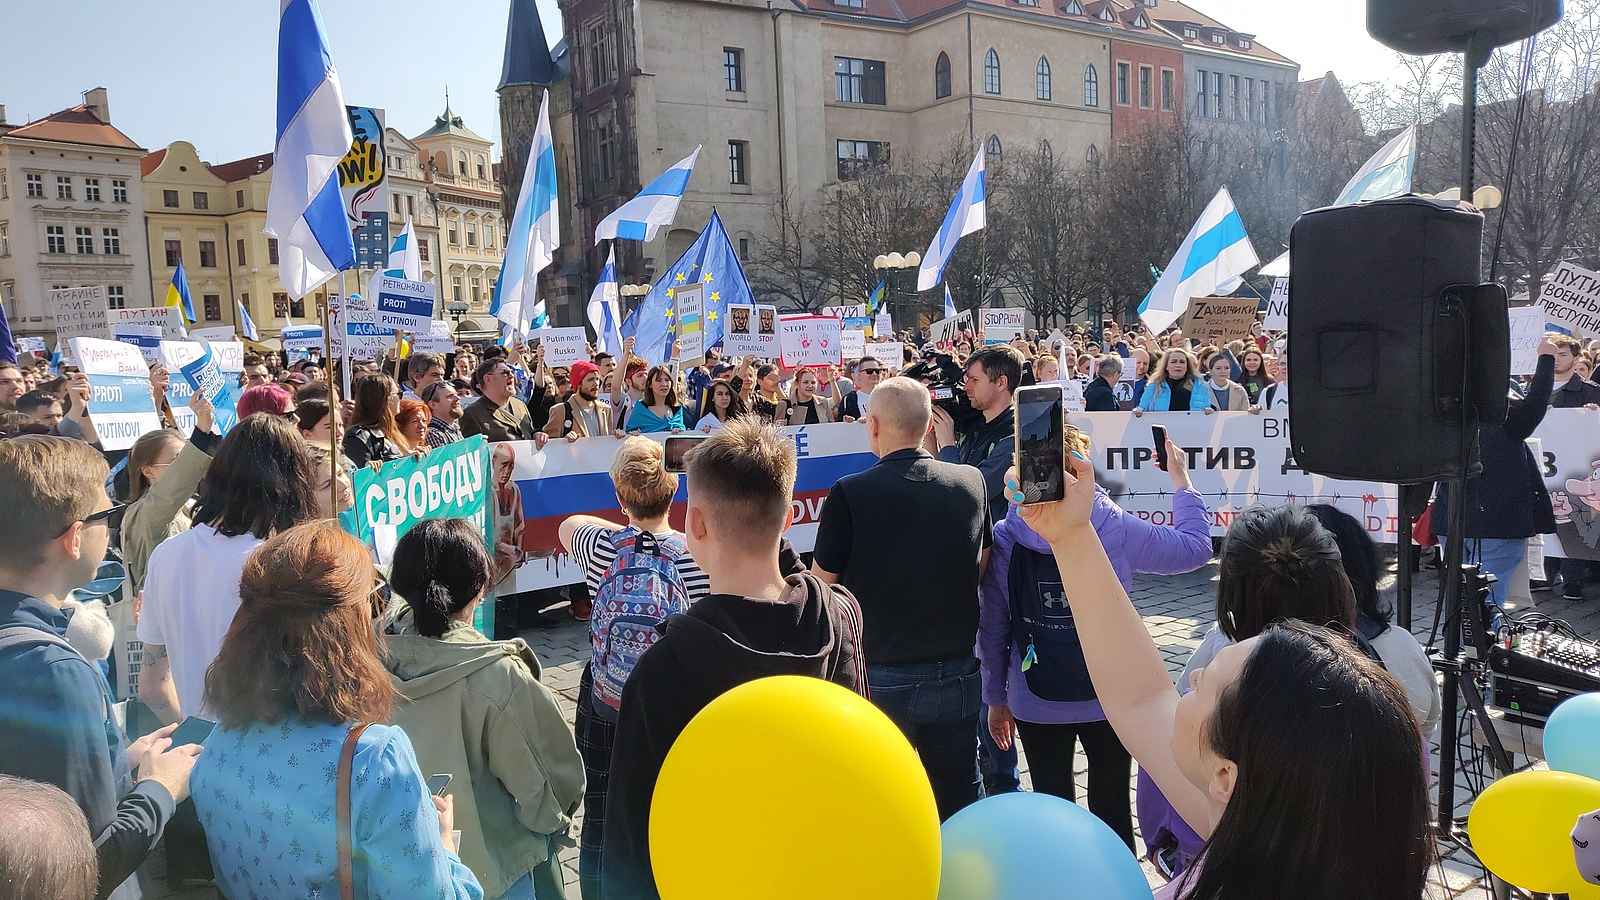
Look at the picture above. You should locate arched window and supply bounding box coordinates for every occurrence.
[1084,64,1100,107]
[1036,56,1052,101]
[1086,143,1100,166]
[983,49,1001,95]
[986,134,1003,163]
[935,52,952,100]
[1041,139,1053,163]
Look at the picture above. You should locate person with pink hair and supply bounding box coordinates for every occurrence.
[235,384,293,421]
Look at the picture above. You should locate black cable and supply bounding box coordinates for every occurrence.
[1488,22,1541,283]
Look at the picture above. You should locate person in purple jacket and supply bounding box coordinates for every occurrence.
[979,429,1212,848]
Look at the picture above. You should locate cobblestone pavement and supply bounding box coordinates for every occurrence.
[154,551,1600,899]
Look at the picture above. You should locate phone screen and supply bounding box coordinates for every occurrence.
[662,434,706,473]
[1015,386,1065,504]
[1152,425,1169,471]
[427,773,453,797]
[169,716,216,748]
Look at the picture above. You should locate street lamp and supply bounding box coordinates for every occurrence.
[873,250,921,336]
[446,300,469,339]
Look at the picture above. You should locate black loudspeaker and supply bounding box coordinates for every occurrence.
[1288,197,1510,484]
[1368,0,1563,55]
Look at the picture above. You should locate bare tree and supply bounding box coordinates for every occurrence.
[808,153,940,314]
[998,140,1093,327]
[926,136,1015,317]
[749,193,831,312]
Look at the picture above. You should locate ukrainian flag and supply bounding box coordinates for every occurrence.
[866,276,887,315]
[165,261,196,323]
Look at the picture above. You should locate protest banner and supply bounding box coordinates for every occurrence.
[411,320,456,355]
[160,340,243,435]
[190,325,238,343]
[1264,277,1289,331]
[1062,378,1086,413]
[840,329,867,360]
[540,326,589,367]
[1507,304,1546,375]
[110,306,187,339]
[927,310,971,344]
[68,337,159,451]
[1536,410,1600,562]
[779,314,841,367]
[875,312,893,337]
[865,341,904,369]
[1544,261,1600,341]
[112,323,164,366]
[981,308,1026,345]
[339,434,495,633]
[17,336,46,356]
[54,287,111,358]
[1178,297,1260,344]
[338,106,389,226]
[373,275,436,333]
[281,324,325,353]
[724,304,778,357]
[176,341,227,403]
[673,282,706,362]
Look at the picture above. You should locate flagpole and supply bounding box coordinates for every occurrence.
[325,273,343,518]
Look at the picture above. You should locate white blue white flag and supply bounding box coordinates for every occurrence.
[265,0,357,301]
[1260,125,1416,278]
[594,146,700,244]
[1138,186,1259,334]
[917,148,986,291]
[586,247,624,356]
[492,91,559,336]
[236,299,260,342]
[943,284,957,319]
[385,216,422,280]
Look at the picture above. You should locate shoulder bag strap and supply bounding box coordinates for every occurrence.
[338,722,374,900]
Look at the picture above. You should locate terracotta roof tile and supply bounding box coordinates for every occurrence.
[1146,0,1293,65]
[206,153,275,183]
[140,148,168,177]
[5,104,143,151]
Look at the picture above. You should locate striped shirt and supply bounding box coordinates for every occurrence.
[426,418,464,449]
[570,524,712,602]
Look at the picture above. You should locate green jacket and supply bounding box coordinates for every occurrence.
[122,438,210,593]
[384,609,584,898]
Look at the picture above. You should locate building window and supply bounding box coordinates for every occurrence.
[164,239,181,267]
[290,296,305,317]
[1211,32,1225,44]
[595,113,617,184]
[836,139,890,180]
[1183,25,1198,38]
[1036,56,1052,101]
[163,189,179,208]
[1016,0,1038,6]
[236,237,247,266]
[835,56,887,105]
[471,276,482,303]
[1239,37,1252,49]
[1212,72,1224,118]
[739,237,750,261]
[274,292,290,318]
[985,134,1002,164]
[112,179,128,203]
[448,222,460,245]
[583,17,618,89]
[1196,69,1208,116]
[1116,62,1130,105]
[25,173,43,198]
[477,159,487,180]
[832,0,864,8]
[1084,64,1099,106]
[483,225,495,247]
[193,191,209,210]
[1086,144,1100,166]
[84,178,101,202]
[1139,65,1153,108]
[1162,68,1175,111]
[934,52,951,99]
[46,225,66,254]
[451,275,463,302]
[106,286,125,309]
[103,227,121,255]
[0,223,7,256]
[236,189,246,207]
[268,237,279,264]
[406,195,415,217]
[1245,78,1255,122]
[418,239,430,263]
[728,140,749,185]
[203,294,221,322]
[393,194,403,215]
[57,176,73,200]
[75,226,94,254]
[1062,0,1082,12]
[1230,75,1241,118]
[983,49,1001,95]
[198,240,217,268]
[457,155,467,176]
[724,47,745,92]
[0,169,7,200]
[466,223,478,247]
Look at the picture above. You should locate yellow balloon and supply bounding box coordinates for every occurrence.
[649,675,941,900]
[1467,770,1600,893]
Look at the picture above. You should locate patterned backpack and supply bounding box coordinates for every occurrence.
[589,527,691,721]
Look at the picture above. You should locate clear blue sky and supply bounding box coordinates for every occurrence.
[1,0,1408,165]
[0,0,565,163]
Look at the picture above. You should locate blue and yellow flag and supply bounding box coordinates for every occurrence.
[866,277,887,315]
[165,261,196,324]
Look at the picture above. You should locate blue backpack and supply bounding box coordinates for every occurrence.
[589,528,691,721]
[1006,544,1096,703]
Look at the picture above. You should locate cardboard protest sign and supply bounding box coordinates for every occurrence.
[190,325,238,343]
[177,341,227,403]
[110,306,188,339]
[411,321,456,355]
[282,324,325,353]
[840,329,867,360]
[1507,304,1547,376]
[981,308,1025,345]
[779,314,841,367]
[673,282,706,362]
[160,340,243,435]
[1544,261,1600,341]
[1178,297,1259,344]
[68,337,159,451]
[374,275,436,333]
[112,323,165,366]
[1062,378,1086,413]
[874,312,893,338]
[16,336,46,356]
[540,326,589,367]
[927,311,971,344]
[1263,277,1289,331]
[864,342,904,369]
[725,303,779,357]
[54,287,111,359]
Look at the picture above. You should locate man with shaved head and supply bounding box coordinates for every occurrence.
[811,376,992,820]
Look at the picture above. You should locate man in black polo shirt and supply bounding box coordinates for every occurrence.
[811,377,989,820]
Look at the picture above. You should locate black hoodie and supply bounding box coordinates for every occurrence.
[600,573,866,900]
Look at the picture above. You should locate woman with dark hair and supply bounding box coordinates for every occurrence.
[694,380,746,434]
[1011,460,1431,900]
[343,373,407,466]
[1237,348,1273,404]
[149,364,177,429]
[751,365,783,422]
[136,414,324,724]
[295,397,336,444]
[384,519,584,900]
[624,366,685,433]
[121,394,217,592]
[1306,504,1440,736]
[190,521,483,899]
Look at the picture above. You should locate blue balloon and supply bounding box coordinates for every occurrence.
[1546,692,1600,781]
[939,792,1154,900]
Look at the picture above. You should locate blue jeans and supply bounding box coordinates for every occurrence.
[868,657,983,820]
[1464,537,1526,610]
[978,707,1020,794]
[495,858,565,900]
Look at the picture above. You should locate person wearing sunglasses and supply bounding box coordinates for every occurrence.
[840,356,884,422]
[0,435,202,900]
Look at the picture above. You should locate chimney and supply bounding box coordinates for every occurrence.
[0,104,7,125]
[82,87,109,123]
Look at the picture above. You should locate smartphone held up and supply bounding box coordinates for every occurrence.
[1013,385,1065,505]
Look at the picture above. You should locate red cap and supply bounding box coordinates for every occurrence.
[570,359,600,388]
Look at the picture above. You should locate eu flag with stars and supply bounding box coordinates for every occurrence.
[621,211,753,365]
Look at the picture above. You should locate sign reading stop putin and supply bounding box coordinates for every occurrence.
[779,314,842,367]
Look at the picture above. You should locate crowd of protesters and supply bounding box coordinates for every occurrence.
[0,306,1595,900]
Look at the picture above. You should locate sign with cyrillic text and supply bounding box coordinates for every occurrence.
[54,286,111,355]
[864,342,903,370]
[1178,297,1259,345]
[840,329,866,360]
[110,306,188,339]
[1264,277,1289,331]
[1544,261,1600,341]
